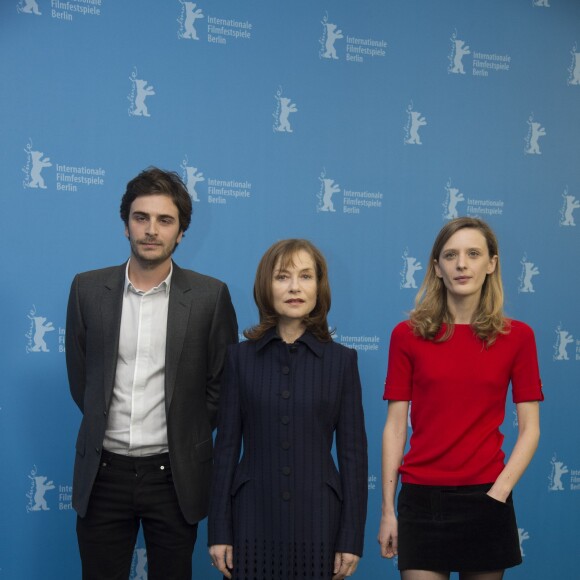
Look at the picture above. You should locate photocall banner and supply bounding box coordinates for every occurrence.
[1,0,579,578]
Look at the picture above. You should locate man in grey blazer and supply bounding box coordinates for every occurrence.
[66,167,238,579]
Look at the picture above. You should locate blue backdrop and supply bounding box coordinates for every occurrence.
[1,1,579,578]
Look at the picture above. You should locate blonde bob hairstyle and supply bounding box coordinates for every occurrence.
[244,239,332,342]
[410,217,509,346]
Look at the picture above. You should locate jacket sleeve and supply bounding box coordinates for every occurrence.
[206,283,238,430]
[207,344,243,546]
[335,348,368,556]
[65,274,86,413]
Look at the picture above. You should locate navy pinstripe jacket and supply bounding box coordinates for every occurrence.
[208,329,368,560]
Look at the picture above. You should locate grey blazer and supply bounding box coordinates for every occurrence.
[65,262,238,524]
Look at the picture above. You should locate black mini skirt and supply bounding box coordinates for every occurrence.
[397,483,522,572]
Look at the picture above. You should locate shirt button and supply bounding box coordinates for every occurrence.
[281,441,290,450]
[282,491,291,501]
[281,390,290,399]
[281,415,290,425]
[282,466,291,476]
[282,366,290,375]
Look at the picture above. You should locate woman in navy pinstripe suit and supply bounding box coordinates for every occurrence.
[208,239,368,580]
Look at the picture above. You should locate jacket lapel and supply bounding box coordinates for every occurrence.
[165,264,192,413]
[102,265,124,409]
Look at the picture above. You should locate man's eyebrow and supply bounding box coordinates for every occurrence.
[131,211,176,220]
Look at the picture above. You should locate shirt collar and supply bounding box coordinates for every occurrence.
[124,259,172,296]
[255,326,324,358]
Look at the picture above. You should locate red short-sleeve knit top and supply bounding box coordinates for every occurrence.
[383,320,544,486]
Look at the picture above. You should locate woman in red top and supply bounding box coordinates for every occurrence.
[378,218,543,580]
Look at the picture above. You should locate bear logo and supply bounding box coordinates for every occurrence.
[275,96,298,133]
[525,121,546,155]
[519,259,539,293]
[28,150,52,189]
[450,39,471,74]
[319,178,340,212]
[321,22,343,60]
[30,476,55,511]
[185,167,205,202]
[180,2,204,40]
[405,110,427,145]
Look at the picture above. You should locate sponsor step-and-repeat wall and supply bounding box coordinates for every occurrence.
[1,0,579,578]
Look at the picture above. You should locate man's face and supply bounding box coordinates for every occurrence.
[125,194,183,268]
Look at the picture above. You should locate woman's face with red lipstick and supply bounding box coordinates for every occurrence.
[271,250,318,325]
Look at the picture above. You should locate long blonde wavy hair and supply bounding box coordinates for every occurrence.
[410,217,509,346]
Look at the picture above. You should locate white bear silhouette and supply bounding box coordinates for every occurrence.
[562,195,580,226]
[556,331,574,360]
[133,79,155,117]
[445,187,464,219]
[526,122,546,155]
[276,97,298,132]
[406,111,427,145]
[320,178,340,212]
[31,476,55,511]
[451,40,470,74]
[19,0,41,15]
[549,460,568,491]
[520,261,539,292]
[28,315,55,352]
[133,548,148,580]
[29,150,52,189]
[181,2,204,40]
[322,23,343,59]
[185,167,204,202]
[402,257,422,288]
[570,53,580,85]
[517,529,530,557]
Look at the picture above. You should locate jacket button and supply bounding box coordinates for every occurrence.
[95,447,100,454]
[281,390,290,399]
[282,366,290,375]
[281,441,290,450]
[282,491,291,501]
[281,415,290,425]
[282,466,291,476]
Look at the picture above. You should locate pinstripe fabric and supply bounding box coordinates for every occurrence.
[208,329,368,580]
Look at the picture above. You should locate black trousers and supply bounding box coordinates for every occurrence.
[77,451,198,580]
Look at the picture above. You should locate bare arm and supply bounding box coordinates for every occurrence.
[378,400,408,558]
[488,401,540,502]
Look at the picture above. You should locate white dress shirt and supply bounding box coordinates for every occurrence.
[103,261,171,456]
